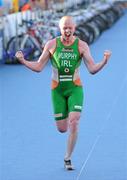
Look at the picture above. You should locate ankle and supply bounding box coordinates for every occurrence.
[64,156,71,161]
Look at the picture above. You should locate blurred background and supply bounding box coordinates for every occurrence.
[0,0,127,64]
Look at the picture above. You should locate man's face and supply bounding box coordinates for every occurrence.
[59,19,75,40]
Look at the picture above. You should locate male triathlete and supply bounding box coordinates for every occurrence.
[15,16,111,170]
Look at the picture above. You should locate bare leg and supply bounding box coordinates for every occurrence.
[64,112,80,161]
[55,113,80,170]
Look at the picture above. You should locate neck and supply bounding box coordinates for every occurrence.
[61,36,75,45]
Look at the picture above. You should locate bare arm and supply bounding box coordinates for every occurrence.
[15,40,53,72]
[79,40,111,74]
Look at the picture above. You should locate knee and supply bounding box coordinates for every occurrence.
[56,119,68,133]
[69,115,80,133]
[57,127,67,133]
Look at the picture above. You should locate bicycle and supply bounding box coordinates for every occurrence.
[6,19,46,63]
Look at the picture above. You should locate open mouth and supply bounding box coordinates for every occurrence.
[65,32,71,37]
[65,31,71,37]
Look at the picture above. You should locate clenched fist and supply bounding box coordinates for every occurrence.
[103,50,112,63]
[15,51,25,64]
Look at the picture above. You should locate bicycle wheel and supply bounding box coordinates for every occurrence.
[93,14,109,33]
[76,24,95,44]
[75,25,92,44]
[6,36,22,63]
[20,35,42,60]
[104,9,117,28]
[112,3,124,18]
[7,35,42,62]
[85,20,101,42]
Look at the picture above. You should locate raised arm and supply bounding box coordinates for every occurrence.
[79,40,111,74]
[15,39,55,72]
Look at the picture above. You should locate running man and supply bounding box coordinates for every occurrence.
[15,16,111,170]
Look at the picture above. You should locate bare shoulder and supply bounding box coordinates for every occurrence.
[78,39,89,50]
[44,38,57,52]
[78,39,90,56]
[38,39,57,63]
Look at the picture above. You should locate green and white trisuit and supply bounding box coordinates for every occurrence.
[51,37,84,120]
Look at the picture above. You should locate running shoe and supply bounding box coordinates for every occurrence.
[64,159,74,170]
